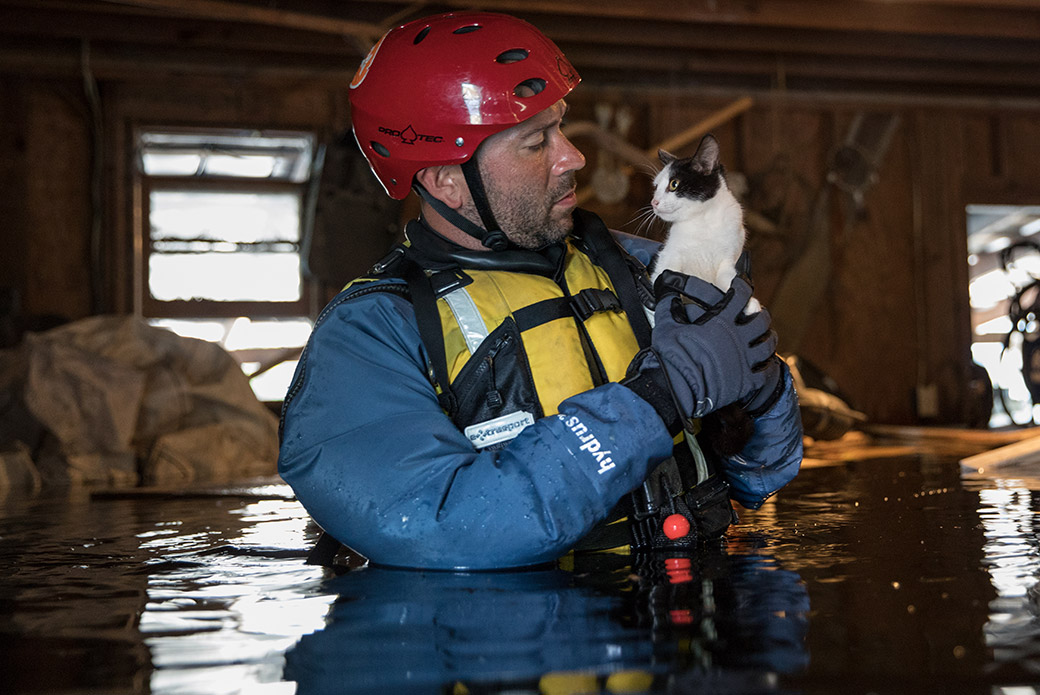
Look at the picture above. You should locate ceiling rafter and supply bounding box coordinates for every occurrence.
[0,0,1038,103]
[347,0,1040,40]
[98,0,385,42]
[528,13,1040,65]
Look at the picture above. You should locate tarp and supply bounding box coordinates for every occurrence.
[0,315,279,492]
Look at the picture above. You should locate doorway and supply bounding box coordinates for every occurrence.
[966,204,1040,427]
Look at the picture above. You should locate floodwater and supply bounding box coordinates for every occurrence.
[3,454,1040,694]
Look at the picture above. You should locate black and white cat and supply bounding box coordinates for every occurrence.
[648,133,760,456]
[649,134,760,314]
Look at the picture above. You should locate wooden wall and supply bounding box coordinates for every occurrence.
[2,72,1039,425]
[570,92,1040,425]
[1,77,93,323]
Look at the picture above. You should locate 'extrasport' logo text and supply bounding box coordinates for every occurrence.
[378,125,443,145]
[558,413,615,475]
[464,411,535,449]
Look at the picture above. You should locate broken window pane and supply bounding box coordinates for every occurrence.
[148,190,302,302]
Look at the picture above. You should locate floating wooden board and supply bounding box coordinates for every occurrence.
[960,433,1040,474]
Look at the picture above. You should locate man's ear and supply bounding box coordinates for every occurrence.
[415,165,466,209]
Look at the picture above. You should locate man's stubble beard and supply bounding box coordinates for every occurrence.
[459,172,577,250]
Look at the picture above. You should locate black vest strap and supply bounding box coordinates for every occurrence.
[511,288,623,332]
[572,208,653,349]
[401,254,458,416]
[512,297,571,331]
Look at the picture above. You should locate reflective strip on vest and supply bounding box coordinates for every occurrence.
[442,287,489,355]
[436,243,642,420]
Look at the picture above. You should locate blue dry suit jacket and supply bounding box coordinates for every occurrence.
[278,232,803,570]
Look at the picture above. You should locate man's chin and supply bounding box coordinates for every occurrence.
[543,218,574,244]
[554,207,575,231]
[502,210,574,249]
[509,227,570,250]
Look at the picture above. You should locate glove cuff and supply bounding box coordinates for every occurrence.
[744,356,787,417]
[621,370,683,437]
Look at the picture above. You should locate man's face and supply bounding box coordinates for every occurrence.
[462,100,586,249]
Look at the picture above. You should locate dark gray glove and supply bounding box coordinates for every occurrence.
[623,270,780,432]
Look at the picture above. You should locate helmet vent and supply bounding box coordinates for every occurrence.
[370,141,391,158]
[453,24,482,34]
[496,49,529,64]
[413,26,431,44]
[513,78,546,98]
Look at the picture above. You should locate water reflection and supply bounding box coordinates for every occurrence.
[972,479,1040,686]
[139,499,331,694]
[284,551,809,695]
[16,453,1034,693]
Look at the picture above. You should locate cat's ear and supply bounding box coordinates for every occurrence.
[658,149,677,165]
[692,135,720,174]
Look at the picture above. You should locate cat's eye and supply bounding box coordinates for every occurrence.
[668,178,679,191]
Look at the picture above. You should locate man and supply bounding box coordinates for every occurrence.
[278,11,802,570]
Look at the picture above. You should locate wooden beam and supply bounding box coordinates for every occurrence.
[960,432,1040,475]
[0,39,357,82]
[348,0,1040,41]
[560,121,653,170]
[530,14,1040,66]
[0,5,365,57]
[560,44,1040,91]
[571,97,753,206]
[99,0,384,42]
[870,0,1040,7]
[656,97,754,153]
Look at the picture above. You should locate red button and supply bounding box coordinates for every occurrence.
[663,513,691,539]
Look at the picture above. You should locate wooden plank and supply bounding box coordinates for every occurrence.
[960,432,1040,473]
[102,0,384,42]
[23,86,93,320]
[346,0,1040,40]
[560,44,1040,90]
[572,97,753,207]
[864,423,1040,445]
[536,14,1040,66]
[0,4,366,56]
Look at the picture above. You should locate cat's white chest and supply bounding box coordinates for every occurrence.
[650,193,760,313]
[653,235,738,287]
[650,190,744,284]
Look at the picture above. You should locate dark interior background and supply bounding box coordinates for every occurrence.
[3,0,1040,426]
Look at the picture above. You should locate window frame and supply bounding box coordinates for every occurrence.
[132,126,317,320]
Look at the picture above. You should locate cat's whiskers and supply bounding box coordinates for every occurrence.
[638,163,661,179]
[625,205,661,238]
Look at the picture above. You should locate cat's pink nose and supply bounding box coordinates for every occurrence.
[651,198,658,208]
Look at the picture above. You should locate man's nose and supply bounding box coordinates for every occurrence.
[553,134,585,175]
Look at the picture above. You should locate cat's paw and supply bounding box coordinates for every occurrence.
[744,296,762,315]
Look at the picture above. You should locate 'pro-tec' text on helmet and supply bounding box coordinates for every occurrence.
[349,12,581,200]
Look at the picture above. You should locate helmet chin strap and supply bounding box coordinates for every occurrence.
[412,158,510,252]
[458,158,509,251]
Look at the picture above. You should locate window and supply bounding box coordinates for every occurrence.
[134,128,318,402]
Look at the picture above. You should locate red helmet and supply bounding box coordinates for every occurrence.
[348,12,581,200]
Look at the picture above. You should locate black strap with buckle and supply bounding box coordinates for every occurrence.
[570,288,622,321]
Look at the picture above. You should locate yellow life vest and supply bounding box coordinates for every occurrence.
[435,240,642,419]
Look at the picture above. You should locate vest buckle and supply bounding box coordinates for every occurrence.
[570,288,622,321]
